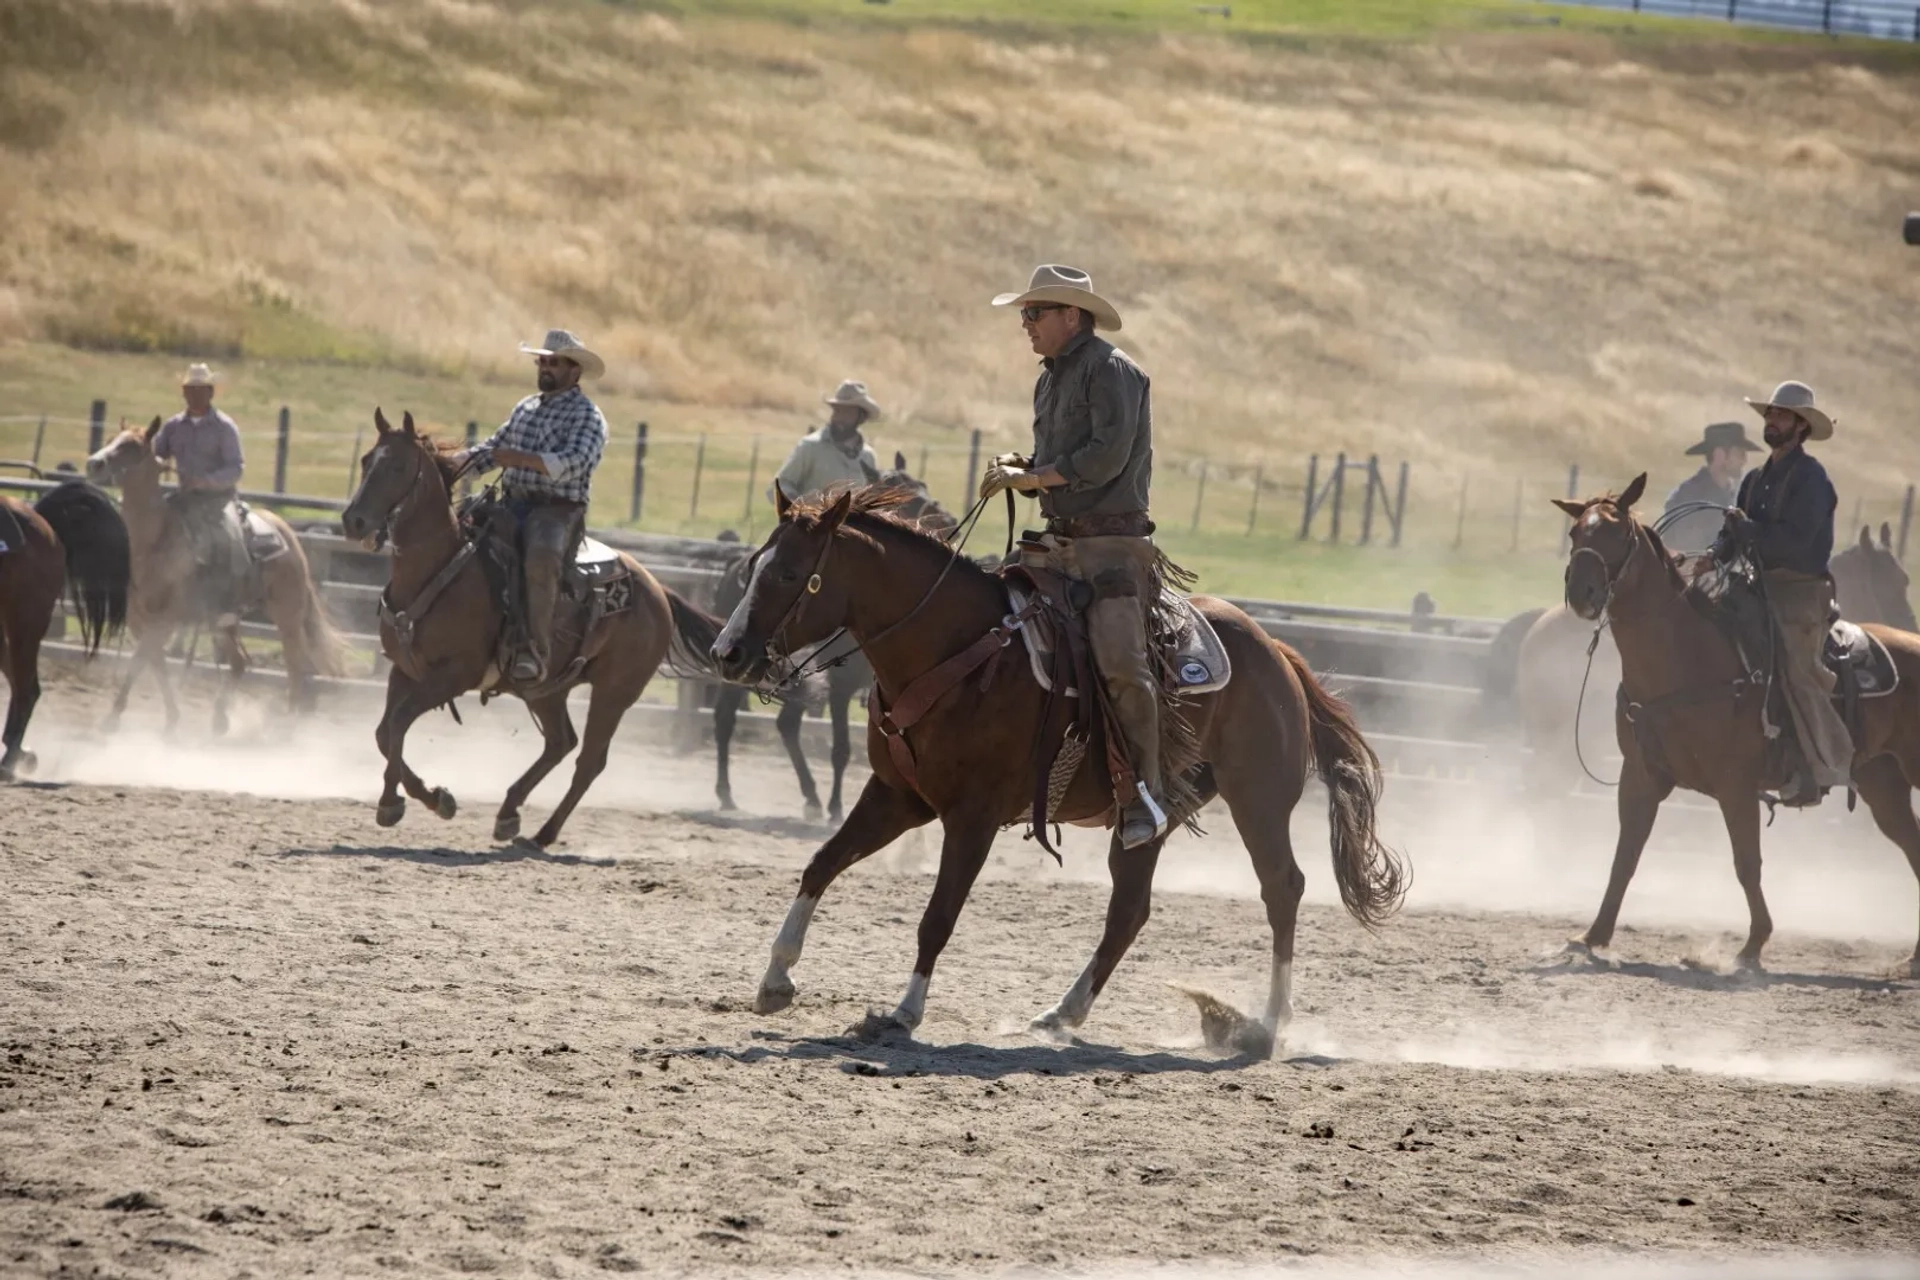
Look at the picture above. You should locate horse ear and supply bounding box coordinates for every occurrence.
[773,479,792,521]
[1616,473,1647,513]
[1550,498,1585,520]
[820,488,854,532]
[1861,526,1875,551]
[374,407,392,435]
[143,415,162,443]
[1881,522,1894,551]
[893,451,907,472]
[401,411,417,437]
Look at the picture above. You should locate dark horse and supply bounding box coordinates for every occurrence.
[711,485,1407,1041]
[711,460,957,821]
[1,482,131,779]
[339,410,725,847]
[1556,474,1920,975]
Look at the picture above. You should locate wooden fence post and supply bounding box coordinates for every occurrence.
[1190,461,1207,533]
[688,433,707,523]
[964,429,982,507]
[461,421,477,498]
[1328,452,1347,544]
[1509,477,1523,552]
[1567,462,1580,499]
[31,416,46,469]
[274,406,291,493]
[1299,455,1319,541]
[1899,484,1915,560]
[88,399,106,457]
[743,437,760,522]
[346,429,363,497]
[1453,475,1469,550]
[1359,454,1380,545]
[629,421,648,524]
[1390,460,1409,548]
[1246,462,1263,535]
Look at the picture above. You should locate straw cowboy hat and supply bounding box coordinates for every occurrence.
[519,328,605,381]
[992,264,1123,332]
[181,363,218,387]
[1684,421,1762,457]
[1745,380,1833,442]
[822,379,883,420]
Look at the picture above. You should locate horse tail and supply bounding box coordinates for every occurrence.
[663,587,726,679]
[1278,643,1409,930]
[297,566,351,678]
[33,481,131,656]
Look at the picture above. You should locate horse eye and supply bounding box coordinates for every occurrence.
[777,568,798,584]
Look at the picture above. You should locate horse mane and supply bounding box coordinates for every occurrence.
[787,482,987,577]
[406,430,465,492]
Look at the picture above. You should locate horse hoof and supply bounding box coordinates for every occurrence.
[13,751,35,778]
[1908,957,1920,981]
[1029,1011,1074,1042]
[754,979,795,1015]
[716,789,736,811]
[102,713,123,735]
[828,805,844,824]
[0,762,13,785]
[493,814,521,843]
[375,799,407,827]
[431,789,458,821]
[510,835,548,856]
[803,800,824,822]
[845,1010,914,1043]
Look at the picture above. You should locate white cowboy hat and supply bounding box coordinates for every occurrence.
[992,264,1123,332]
[181,363,217,388]
[822,379,882,420]
[519,328,605,381]
[1746,379,1833,442]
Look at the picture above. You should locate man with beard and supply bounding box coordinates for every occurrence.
[769,380,882,505]
[153,363,249,624]
[456,329,609,684]
[1715,380,1850,807]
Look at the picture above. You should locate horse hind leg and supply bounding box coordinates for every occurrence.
[757,777,933,1014]
[827,679,854,822]
[1854,753,1920,978]
[496,692,577,843]
[1717,790,1772,970]
[1,631,41,782]
[528,680,635,848]
[1032,830,1166,1037]
[713,684,745,810]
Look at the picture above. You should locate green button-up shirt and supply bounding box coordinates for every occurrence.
[1028,331,1152,523]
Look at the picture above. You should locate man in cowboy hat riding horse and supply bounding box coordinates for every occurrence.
[769,380,883,504]
[455,329,609,684]
[154,363,249,625]
[980,264,1167,849]
[1663,420,1762,554]
[1714,379,1851,808]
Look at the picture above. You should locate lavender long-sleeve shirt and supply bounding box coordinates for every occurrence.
[154,409,245,490]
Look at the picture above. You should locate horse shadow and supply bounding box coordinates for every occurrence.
[659,1027,1344,1081]
[279,842,618,869]
[1533,954,1905,994]
[672,808,834,842]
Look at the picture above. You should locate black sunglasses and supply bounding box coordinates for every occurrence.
[1019,304,1068,323]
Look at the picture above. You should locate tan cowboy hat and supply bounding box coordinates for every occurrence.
[992,264,1123,332]
[1745,379,1833,442]
[822,379,882,420]
[519,328,605,381]
[1684,421,1762,457]
[181,363,217,388]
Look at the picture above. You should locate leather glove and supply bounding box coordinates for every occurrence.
[1710,509,1753,565]
[979,463,1045,500]
[989,451,1033,470]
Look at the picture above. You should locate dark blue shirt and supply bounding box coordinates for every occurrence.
[1736,446,1836,577]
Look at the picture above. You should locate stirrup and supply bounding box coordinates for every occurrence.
[1119,783,1169,849]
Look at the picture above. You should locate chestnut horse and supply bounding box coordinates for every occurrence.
[1556,474,1920,975]
[711,485,1407,1041]
[339,410,725,848]
[1,483,131,779]
[87,418,347,733]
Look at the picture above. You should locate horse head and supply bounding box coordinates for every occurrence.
[1833,521,1917,631]
[85,416,163,489]
[341,408,442,545]
[711,483,858,683]
[1552,472,1650,621]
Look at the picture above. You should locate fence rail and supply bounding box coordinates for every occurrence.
[1564,0,1920,39]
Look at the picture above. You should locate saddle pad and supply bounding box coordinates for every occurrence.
[575,535,619,567]
[241,508,290,561]
[1005,583,1231,696]
[1826,620,1899,699]
[570,536,630,587]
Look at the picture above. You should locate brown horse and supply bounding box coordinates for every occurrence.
[1831,522,1917,633]
[339,409,724,847]
[86,418,347,734]
[1,483,131,779]
[710,485,1407,1041]
[1555,474,1920,976]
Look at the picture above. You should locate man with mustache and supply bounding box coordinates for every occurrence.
[1717,380,1850,807]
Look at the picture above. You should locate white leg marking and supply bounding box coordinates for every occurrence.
[1264,959,1294,1031]
[891,972,929,1030]
[755,894,816,1012]
[1034,958,1099,1031]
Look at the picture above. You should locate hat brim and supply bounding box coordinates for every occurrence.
[992,285,1123,332]
[520,341,605,381]
[181,378,216,388]
[1746,398,1833,442]
[1685,437,1762,457]
[822,392,882,419]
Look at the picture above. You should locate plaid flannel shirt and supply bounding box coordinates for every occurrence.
[470,386,608,505]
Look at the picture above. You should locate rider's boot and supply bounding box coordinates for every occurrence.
[514,517,568,684]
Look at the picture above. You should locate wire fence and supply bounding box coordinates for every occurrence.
[5,406,1913,561]
[1563,0,1920,39]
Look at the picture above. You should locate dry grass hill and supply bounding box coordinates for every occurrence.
[2,0,1917,599]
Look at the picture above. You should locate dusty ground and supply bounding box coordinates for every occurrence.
[2,674,1918,1278]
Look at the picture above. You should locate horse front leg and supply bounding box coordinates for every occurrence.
[713,684,744,810]
[1570,751,1673,956]
[373,666,458,827]
[1719,791,1772,970]
[1,640,41,782]
[827,681,854,823]
[777,697,822,821]
[874,808,999,1036]
[495,691,576,843]
[757,777,933,1014]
